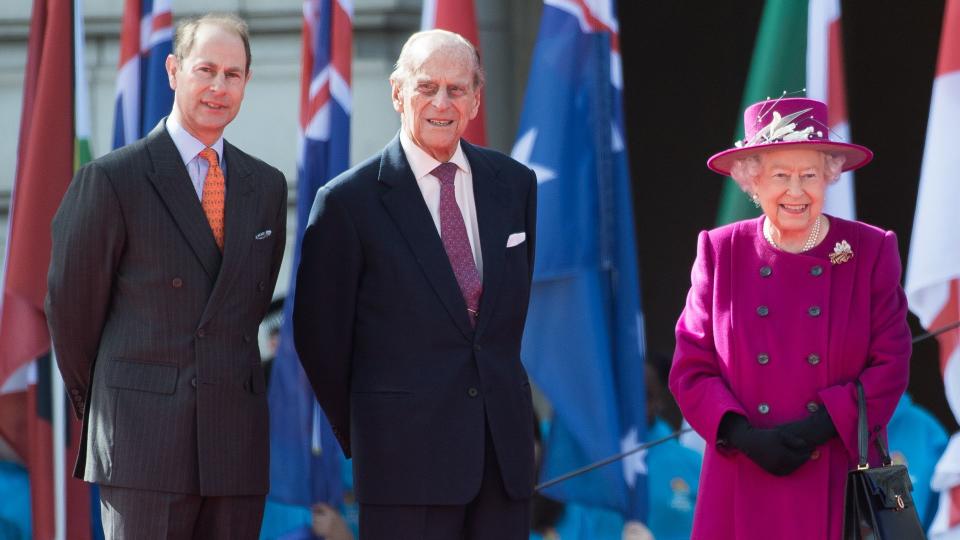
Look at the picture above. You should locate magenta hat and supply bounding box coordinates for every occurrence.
[707,97,873,175]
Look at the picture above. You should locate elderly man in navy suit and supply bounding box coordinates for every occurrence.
[293,29,538,540]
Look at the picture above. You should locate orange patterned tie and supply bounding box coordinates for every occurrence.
[199,148,225,251]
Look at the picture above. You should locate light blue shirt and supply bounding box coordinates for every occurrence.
[165,116,226,200]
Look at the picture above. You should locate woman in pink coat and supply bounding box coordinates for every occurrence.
[669,97,912,540]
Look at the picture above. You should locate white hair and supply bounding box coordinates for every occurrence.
[389,29,485,91]
[729,150,846,194]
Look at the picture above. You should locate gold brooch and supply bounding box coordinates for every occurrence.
[829,240,854,265]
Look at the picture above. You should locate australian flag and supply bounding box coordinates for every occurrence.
[112,0,173,148]
[267,0,353,507]
[512,0,649,520]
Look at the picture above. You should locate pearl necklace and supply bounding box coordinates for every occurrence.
[764,215,822,253]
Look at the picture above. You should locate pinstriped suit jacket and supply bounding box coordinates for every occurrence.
[45,121,287,496]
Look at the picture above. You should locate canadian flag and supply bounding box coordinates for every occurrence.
[420,0,487,146]
[905,0,960,537]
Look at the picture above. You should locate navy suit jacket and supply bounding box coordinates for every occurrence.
[293,135,537,505]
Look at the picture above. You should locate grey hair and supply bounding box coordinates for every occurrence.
[729,150,846,194]
[389,30,485,91]
[174,13,251,74]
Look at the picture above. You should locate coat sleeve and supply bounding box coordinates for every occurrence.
[45,162,126,419]
[292,185,361,456]
[818,230,911,461]
[669,230,747,447]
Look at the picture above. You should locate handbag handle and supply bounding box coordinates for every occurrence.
[855,380,893,469]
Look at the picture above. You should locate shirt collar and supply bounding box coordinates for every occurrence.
[166,115,225,166]
[399,129,471,181]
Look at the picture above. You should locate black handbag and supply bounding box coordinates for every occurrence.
[842,381,926,539]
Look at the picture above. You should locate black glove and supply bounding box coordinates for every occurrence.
[718,413,812,476]
[778,407,837,448]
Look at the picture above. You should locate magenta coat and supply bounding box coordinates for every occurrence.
[669,215,911,540]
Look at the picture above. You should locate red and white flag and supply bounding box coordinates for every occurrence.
[806,0,856,219]
[420,0,487,146]
[906,0,960,536]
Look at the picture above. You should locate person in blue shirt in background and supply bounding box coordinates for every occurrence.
[0,455,30,539]
[529,356,701,540]
[886,392,948,529]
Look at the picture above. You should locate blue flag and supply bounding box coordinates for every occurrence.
[112,0,174,148]
[267,0,353,507]
[512,1,648,520]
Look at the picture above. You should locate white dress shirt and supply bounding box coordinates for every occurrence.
[165,115,226,200]
[399,130,483,279]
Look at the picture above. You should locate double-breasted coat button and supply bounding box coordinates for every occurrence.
[807,353,821,365]
[474,344,482,352]
[467,387,479,398]
[810,265,823,277]
[171,277,183,288]
[806,401,820,413]
[70,388,81,396]
[810,449,821,460]
[243,334,252,343]
[758,403,770,414]
[257,281,266,292]
[808,306,821,317]
[191,377,198,388]
[757,353,770,365]
[197,328,206,338]
[759,266,772,277]
[756,305,769,317]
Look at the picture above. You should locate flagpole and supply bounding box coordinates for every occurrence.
[51,351,66,540]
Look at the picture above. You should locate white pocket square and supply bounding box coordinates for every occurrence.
[506,232,526,248]
[255,230,272,240]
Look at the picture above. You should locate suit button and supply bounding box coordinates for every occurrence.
[808,306,821,317]
[171,277,183,288]
[191,377,197,388]
[257,281,266,292]
[810,449,821,460]
[197,328,206,338]
[810,265,823,277]
[757,353,770,365]
[756,305,769,317]
[70,388,81,396]
[806,401,819,413]
[758,403,770,414]
[243,334,252,343]
[759,265,772,277]
[473,344,481,352]
[467,387,479,398]
[807,353,820,365]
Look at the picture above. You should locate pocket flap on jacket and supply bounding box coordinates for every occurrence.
[103,359,178,395]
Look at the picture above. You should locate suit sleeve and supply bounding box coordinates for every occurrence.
[669,231,747,447]
[293,186,361,456]
[819,231,911,461]
[266,172,287,300]
[45,162,126,419]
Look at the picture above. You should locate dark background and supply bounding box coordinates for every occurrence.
[617,1,955,431]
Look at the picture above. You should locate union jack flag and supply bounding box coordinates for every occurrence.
[112,0,173,148]
[268,0,353,507]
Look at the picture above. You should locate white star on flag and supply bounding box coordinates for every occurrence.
[620,426,648,488]
[511,128,557,184]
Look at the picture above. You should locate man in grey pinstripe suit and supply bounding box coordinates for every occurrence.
[45,14,286,539]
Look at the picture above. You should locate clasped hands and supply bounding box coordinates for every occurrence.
[718,408,837,477]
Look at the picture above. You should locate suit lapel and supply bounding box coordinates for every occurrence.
[378,136,474,340]
[463,141,509,339]
[199,141,258,327]
[144,121,222,281]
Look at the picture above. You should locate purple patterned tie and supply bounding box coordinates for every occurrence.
[431,162,482,327]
